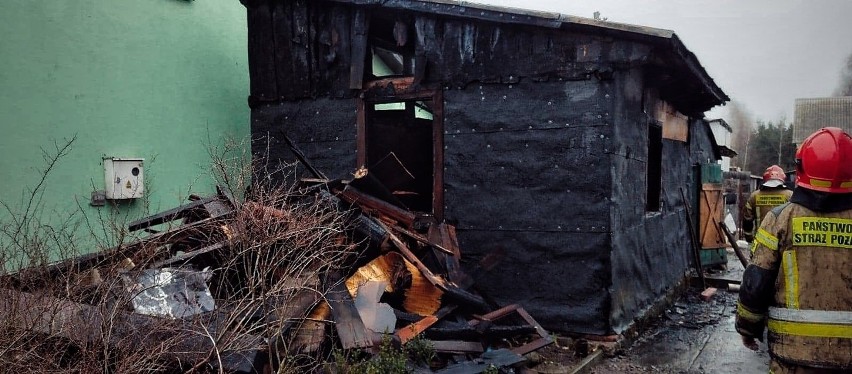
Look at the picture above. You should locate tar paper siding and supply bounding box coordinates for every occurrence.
[0,0,249,254]
[241,0,723,335]
[251,99,358,179]
[607,68,719,333]
[443,79,614,334]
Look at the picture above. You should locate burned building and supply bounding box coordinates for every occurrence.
[239,0,728,335]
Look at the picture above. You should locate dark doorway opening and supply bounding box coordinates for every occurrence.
[363,99,435,213]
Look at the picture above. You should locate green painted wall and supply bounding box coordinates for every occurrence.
[0,0,249,256]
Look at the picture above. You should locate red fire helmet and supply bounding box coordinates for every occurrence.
[761,165,786,188]
[795,127,852,193]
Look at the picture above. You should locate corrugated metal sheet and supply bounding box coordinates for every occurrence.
[793,97,852,144]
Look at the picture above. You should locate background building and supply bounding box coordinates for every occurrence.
[0,0,250,254]
[793,97,852,145]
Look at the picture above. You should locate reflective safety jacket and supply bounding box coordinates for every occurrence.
[736,199,852,369]
[742,188,793,241]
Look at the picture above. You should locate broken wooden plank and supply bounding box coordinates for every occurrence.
[375,220,488,311]
[363,76,416,93]
[148,241,227,269]
[289,301,332,354]
[10,216,219,285]
[325,277,373,349]
[127,196,217,232]
[348,168,408,209]
[469,304,519,326]
[430,340,484,354]
[427,223,464,282]
[259,274,326,356]
[467,304,553,355]
[719,221,749,267]
[395,305,457,344]
[216,184,238,209]
[436,348,525,374]
[203,199,233,219]
[337,186,416,227]
[512,307,554,355]
[400,225,454,256]
[349,8,368,89]
[427,325,538,341]
[681,187,707,289]
[692,276,740,289]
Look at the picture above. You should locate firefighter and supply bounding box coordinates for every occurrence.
[736,127,852,373]
[742,164,793,247]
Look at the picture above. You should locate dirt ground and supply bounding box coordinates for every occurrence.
[521,288,769,374]
[524,251,771,374]
[590,290,743,373]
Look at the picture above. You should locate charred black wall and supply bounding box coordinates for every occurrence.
[443,79,615,334]
[689,119,719,165]
[245,0,356,104]
[607,68,718,333]
[242,0,724,335]
[413,17,652,87]
[243,0,655,105]
[251,99,357,180]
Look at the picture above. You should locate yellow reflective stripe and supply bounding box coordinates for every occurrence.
[841,181,852,189]
[791,217,852,249]
[755,228,778,251]
[768,319,852,338]
[737,302,765,323]
[782,250,800,309]
[755,194,788,206]
[750,240,758,254]
[810,178,832,188]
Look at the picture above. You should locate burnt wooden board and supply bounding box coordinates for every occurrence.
[246,2,278,104]
[325,279,372,349]
[436,348,525,374]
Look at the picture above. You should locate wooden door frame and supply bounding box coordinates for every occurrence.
[356,77,444,220]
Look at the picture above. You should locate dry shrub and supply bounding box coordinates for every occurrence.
[0,135,360,373]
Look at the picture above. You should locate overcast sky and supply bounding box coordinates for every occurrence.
[474,0,852,123]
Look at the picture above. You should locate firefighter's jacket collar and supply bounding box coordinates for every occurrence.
[790,187,852,213]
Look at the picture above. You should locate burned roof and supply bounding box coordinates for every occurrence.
[322,0,729,114]
[793,97,852,144]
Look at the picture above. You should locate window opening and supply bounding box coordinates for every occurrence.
[368,14,415,78]
[646,123,663,212]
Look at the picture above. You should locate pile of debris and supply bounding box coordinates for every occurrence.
[0,166,551,372]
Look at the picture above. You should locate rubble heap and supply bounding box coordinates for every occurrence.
[1,168,551,373]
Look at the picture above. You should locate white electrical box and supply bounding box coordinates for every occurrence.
[104,157,144,199]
